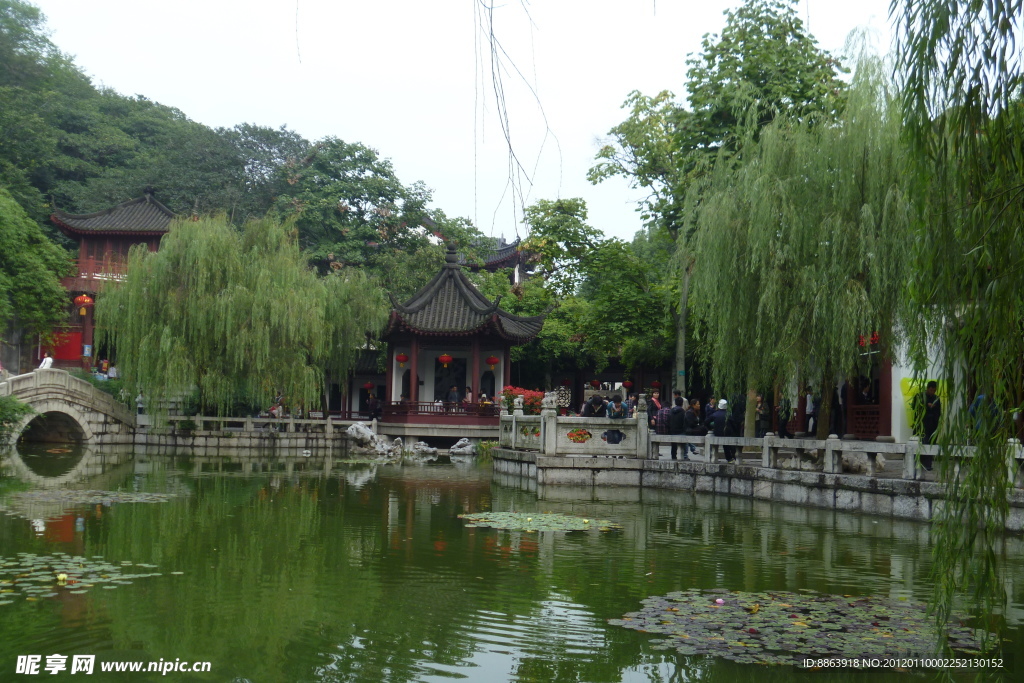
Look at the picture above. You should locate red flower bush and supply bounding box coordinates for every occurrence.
[501,386,544,414]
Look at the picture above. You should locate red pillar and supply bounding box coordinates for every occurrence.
[471,338,480,402]
[82,305,94,370]
[502,346,511,390]
[410,336,419,403]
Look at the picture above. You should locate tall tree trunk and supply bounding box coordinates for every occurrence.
[673,263,691,396]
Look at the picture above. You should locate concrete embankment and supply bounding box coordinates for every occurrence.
[492,448,1024,532]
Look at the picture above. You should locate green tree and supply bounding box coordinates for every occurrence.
[520,198,603,297]
[95,214,389,416]
[0,185,70,338]
[895,0,1024,644]
[0,394,33,442]
[219,122,311,221]
[274,138,431,266]
[591,0,847,395]
[688,57,911,437]
[520,198,673,378]
[50,93,247,219]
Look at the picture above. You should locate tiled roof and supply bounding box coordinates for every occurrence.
[386,245,546,344]
[459,237,527,270]
[485,237,521,265]
[51,193,174,236]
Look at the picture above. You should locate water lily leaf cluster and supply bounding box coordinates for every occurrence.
[609,589,987,667]
[458,512,621,532]
[0,553,166,605]
[0,489,176,521]
[2,489,175,506]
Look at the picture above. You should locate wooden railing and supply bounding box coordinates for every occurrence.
[384,401,501,418]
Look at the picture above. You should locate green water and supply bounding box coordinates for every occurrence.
[1,446,1022,682]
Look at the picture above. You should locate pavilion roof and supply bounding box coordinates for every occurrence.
[460,237,526,271]
[385,245,546,344]
[51,192,174,237]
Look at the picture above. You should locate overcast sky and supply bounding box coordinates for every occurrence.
[34,0,894,242]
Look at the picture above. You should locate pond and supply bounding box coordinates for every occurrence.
[1,444,1022,682]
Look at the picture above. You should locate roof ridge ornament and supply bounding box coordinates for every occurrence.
[444,242,459,266]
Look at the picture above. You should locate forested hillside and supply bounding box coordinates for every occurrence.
[0,0,482,274]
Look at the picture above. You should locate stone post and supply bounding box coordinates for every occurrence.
[904,436,920,480]
[1007,438,1022,488]
[540,391,557,456]
[511,395,524,450]
[636,393,650,458]
[761,432,774,468]
[824,434,841,474]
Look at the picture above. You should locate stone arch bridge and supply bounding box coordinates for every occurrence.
[1,369,136,446]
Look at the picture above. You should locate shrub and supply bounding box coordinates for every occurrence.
[500,386,545,415]
[0,395,34,442]
[476,440,498,464]
[69,369,130,408]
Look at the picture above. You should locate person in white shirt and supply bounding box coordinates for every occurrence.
[38,352,53,370]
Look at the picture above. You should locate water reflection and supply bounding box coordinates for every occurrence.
[0,452,1020,681]
[3,442,133,485]
[13,442,86,478]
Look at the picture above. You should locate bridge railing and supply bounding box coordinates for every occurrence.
[166,414,344,435]
[1,369,135,427]
[497,397,649,459]
[646,432,1024,485]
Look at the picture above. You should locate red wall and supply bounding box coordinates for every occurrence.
[51,330,83,360]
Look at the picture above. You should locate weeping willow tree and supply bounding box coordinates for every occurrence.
[896,0,1024,645]
[95,214,388,416]
[687,57,911,435]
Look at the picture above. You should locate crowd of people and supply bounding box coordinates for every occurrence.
[573,379,955,465]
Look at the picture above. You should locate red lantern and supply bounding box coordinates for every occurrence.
[651,380,662,389]
[589,379,601,388]
[870,331,880,345]
[73,294,94,316]
[622,380,634,389]
[395,353,409,367]
[858,335,866,347]
[485,355,500,369]
[438,353,453,368]
[362,381,374,390]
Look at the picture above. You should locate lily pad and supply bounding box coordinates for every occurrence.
[0,553,165,604]
[457,512,622,532]
[610,589,991,667]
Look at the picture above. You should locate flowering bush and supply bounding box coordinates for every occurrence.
[566,428,592,443]
[501,386,544,414]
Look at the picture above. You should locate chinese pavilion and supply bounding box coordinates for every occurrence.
[49,191,173,367]
[380,245,547,424]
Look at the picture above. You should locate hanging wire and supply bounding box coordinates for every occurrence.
[295,0,302,63]
[473,0,562,240]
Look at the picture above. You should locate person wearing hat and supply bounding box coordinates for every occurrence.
[708,398,736,462]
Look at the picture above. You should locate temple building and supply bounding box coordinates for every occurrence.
[49,192,173,367]
[376,244,547,428]
[463,237,532,282]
